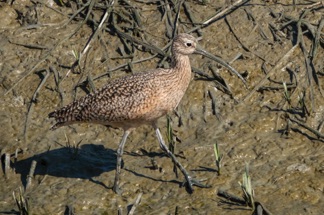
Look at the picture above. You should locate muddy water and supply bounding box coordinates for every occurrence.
[1,1,323,214]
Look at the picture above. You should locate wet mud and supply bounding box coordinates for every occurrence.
[0,0,323,214]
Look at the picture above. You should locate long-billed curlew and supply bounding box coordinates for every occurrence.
[49,33,209,193]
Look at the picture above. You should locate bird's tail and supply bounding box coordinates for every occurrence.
[48,102,79,130]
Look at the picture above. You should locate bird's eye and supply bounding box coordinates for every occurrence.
[186,42,192,47]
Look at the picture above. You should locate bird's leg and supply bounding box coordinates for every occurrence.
[113,130,131,194]
[155,127,210,193]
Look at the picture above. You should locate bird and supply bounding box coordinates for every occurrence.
[49,33,209,194]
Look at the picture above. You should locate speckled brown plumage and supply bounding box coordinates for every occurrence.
[49,33,197,130]
[49,34,208,194]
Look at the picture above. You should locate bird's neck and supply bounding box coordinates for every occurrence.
[170,51,192,87]
[171,52,191,71]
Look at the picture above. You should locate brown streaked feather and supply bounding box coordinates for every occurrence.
[49,34,197,131]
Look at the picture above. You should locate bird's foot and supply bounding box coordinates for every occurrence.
[181,176,211,193]
[112,183,122,195]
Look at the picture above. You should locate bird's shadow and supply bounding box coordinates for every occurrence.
[12,143,196,191]
[13,144,116,189]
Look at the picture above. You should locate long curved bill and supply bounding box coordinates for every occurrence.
[194,47,247,88]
